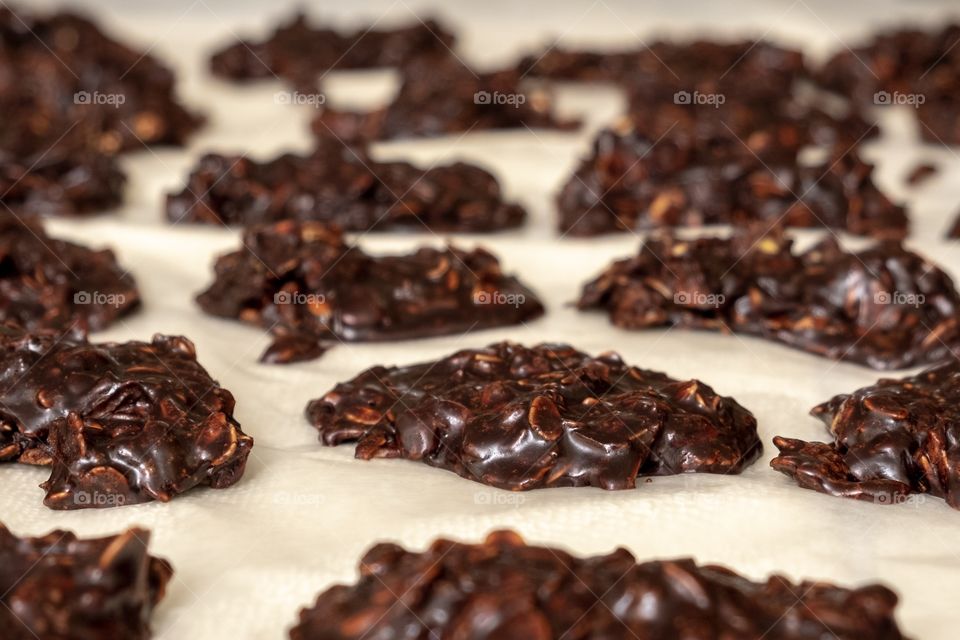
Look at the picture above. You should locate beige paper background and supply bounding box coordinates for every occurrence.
[3,0,960,637]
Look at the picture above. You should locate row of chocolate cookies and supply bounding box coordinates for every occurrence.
[5,210,959,512]
[15,4,951,241]
[1,523,910,639]
[185,12,960,239]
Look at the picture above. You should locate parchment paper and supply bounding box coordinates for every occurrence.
[3,0,960,637]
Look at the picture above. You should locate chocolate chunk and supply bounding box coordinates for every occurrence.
[0,6,201,215]
[905,162,937,186]
[196,222,544,364]
[773,360,960,509]
[313,54,577,141]
[817,24,960,145]
[305,342,760,490]
[1,524,172,640]
[290,530,908,639]
[0,215,139,333]
[166,145,524,231]
[0,327,253,509]
[578,225,960,370]
[558,127,903,237]
[210,12,455,88]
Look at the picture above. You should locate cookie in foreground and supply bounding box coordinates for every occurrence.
[306,341,761,490]
[0,327,253,509]
[197,222,544,364]
[0,523,172,640]
[772,360,960,510]
[290,530,908,639]
[578,225,960,370]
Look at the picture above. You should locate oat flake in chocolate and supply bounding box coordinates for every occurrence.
[773,360,960,510]
[167,145,524,231]
[196,222,544,364]
[578,225,960,370]
[0,215,139,333]
[0,327,253,509]
[290,530,909,640]
[0,524,172,640]
[306,342,761,490]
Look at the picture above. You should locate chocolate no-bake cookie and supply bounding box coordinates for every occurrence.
[1,524,172,640]
[197,222,544,364]
[578,226,960,369]
[817,24,960,145]
[313,54,577,141]
[558,126,903,237]
[0,5,201,215]
[306,342,760,490]
[166,145,524,231]
[773,360,960,510]
[0,215,139,332]
[210,12,455,89]
[0,327,253,509]
[291,530,908,640]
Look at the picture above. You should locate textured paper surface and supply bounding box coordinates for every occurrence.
[4,0,960,637]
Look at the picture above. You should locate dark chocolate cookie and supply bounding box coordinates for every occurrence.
[773,360,960,510]
[578,226,960,369]
[167,145,524,231]
[0,215,139,333]
[0,327,253,509]
[197,222,544,363]
[1,524,172,640]
[306,342,761,490]
[291,530,908,640]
